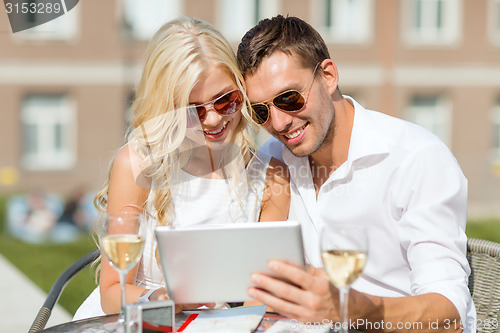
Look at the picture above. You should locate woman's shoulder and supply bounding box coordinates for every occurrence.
[114,145,151,175]
[247,150,288,181]
[266,157,289,186]
[259,157,290,222]
[113,145,143,168]
[110,145,152,191]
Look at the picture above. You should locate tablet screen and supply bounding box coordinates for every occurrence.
[155,221,305,304]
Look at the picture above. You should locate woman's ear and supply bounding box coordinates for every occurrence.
[319,59,339,95]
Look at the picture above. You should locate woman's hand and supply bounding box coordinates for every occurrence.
[148,288,216,314]
[173,303,217,314]
[147,287,168,301]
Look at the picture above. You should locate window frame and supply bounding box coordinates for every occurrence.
[492,98,500,159]
[217,0,280,42]
[311,0,375,45]
[13,0,79,42]
[406,94,453,148]
[20,94,76,171]
[402,0,463,47]
[488,0,500,46]
[122,0,183,41]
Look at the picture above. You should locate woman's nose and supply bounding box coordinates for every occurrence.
[201,106,223,127]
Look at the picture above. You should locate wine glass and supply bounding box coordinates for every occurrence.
[98,211,146,332]
[320,223,368,333]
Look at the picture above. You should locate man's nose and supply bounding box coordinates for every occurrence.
[266,105,293,133]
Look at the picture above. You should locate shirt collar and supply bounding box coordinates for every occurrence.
[346,96,390,164]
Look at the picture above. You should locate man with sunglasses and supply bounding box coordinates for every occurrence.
[237,15,475,332]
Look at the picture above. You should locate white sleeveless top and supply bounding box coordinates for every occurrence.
[73,153,271,320]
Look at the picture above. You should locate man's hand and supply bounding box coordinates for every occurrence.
[247,260,463,333]
[248,260,340,323]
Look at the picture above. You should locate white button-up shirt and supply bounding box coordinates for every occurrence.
[259,97,476,331]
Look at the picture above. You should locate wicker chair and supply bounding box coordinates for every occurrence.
[467,238,500,333]
[28,249,100,333]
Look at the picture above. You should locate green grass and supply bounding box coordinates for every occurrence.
[0,196,99,315]
[466,218,500,243]
[0,234,98,314]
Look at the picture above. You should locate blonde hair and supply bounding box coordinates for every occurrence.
[94,17,257,228]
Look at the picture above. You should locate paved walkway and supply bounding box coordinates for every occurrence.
[0,254,72,332]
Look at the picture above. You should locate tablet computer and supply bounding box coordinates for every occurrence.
[155,221,305,304]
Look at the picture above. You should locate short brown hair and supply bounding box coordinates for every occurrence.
[237,15,330,77]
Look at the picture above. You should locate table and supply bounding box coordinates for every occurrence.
[40,312,198,332]
[40,311,282,332]
[39,311,362,332]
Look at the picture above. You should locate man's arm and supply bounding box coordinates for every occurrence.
[248,261,463,333]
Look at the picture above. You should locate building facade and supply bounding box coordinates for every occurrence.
[0,0,499,217]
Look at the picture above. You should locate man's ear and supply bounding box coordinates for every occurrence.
[319,59,339,95]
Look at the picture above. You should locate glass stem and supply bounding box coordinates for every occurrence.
[118,271,127,323]
[338,286,350,333]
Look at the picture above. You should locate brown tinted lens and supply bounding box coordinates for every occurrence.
[195,106,207,121]
[214,90,243,115]
[273,90,305,111]
[251,104,269,124]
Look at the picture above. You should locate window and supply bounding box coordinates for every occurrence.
[218,0,280,41]
[492,97,500,157]
[403,0,462,46]
[122,0,182,40]
[21,95,76,170]
[12,0,79,41]
[313,0,374,44]
[406,95,452,147]
[489,0,500,46]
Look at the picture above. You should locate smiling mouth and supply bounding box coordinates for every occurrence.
[284,123,307,139]
[204,123,227,135]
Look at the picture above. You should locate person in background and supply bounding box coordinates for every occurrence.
[58,186,96,231]
[237,15,475,333]
[73,16,289,320]
[24,188,57,235]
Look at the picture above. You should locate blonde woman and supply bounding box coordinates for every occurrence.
[73,16,289,319]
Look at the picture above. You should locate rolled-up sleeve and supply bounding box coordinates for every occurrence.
[394,142,471,324]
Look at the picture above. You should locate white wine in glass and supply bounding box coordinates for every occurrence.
[320,224,368,333]
[99,211,146,332]
[101,235,144,272]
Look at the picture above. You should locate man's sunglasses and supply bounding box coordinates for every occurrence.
[189,89,243,122]
[250,63,321,125]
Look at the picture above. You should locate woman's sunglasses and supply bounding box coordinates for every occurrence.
[250,63,321,125]
[189,89,243,122]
